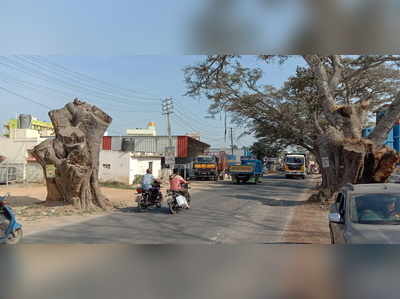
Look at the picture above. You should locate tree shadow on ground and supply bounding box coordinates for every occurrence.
[233,195,306,207]
[8,196,44,207]
[117,206,171,215]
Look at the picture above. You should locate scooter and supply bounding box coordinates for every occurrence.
[136,180,163,211]
[0,193,23,245]
[167,183,191,214]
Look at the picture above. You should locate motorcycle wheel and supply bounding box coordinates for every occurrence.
[168,201,177,214]
[6,228,23,245]
[186,194,191,209]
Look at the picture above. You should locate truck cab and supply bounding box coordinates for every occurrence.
[192,155,219,181]
[283,154,307,179]
[229,159,263,184]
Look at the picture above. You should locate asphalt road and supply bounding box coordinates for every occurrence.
[23,175,316,244]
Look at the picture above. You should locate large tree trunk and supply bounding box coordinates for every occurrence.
[316,127,400,201]
[32,99,112,210]
[304,55,400,201]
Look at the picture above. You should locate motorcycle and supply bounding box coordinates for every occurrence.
[167,183,191,214]
[136,180,163,211]
[0,193,23,245]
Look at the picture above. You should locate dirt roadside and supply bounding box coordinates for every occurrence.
[282,176,330,244]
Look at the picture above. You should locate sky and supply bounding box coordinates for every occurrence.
[0,55,304,148]
[0,1,307,148]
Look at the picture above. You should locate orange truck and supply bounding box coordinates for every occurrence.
[192,152,228,181]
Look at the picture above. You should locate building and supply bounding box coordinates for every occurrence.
[4,114,54,138]
[0,127,47,183]
[126,122,157,136]
[362,105,400,152]
[100,135,210,184]
[99,151,162,185]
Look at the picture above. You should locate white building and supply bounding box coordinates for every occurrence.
[99,150,162,185]
[0,128,47,183]
[126,122,157,137]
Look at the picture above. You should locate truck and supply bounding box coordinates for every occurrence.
[192,155,220,181]
[229,158,263,184]
[283,153,307,179]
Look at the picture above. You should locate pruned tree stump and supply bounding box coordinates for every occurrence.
[32,99,113,210]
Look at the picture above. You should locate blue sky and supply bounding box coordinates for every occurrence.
[0,1,306,147]
[0,55,304,147]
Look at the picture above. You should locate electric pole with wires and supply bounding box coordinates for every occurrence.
[162,98,175,169]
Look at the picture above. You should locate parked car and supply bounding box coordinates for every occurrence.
[329,183,400,244]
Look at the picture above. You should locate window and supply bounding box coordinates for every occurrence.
[102,164,111,169]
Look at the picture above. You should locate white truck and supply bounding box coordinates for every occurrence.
[283,153,307,179]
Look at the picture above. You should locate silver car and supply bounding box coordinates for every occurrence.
[329,183,400,244]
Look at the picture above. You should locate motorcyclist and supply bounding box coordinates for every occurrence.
[169,169,190,203]
[141,169,155,204]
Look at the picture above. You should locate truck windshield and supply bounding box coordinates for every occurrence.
[196,157,215,163]
[286,157,304,164]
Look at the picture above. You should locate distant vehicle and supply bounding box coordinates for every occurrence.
[192,155,220,181]
[283,153,307,179]
[329,183,400,244]
[229,159,263,184]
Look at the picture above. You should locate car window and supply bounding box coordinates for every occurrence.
[351,193,400,224]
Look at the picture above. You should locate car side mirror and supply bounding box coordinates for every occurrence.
[329,212,344,224]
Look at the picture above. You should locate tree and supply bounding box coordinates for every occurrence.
[32,99,113,210]
[185,55,400,200]
[250,140,284,160]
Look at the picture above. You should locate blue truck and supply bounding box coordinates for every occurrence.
[229,158,263,184]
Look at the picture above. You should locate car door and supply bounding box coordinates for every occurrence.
[331,192,347,244]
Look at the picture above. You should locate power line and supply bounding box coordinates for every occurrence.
[0,85,52,110]
[27,55,163,99]
[16,55,162,101]
[0,56,161,106]
[0,74,160,114]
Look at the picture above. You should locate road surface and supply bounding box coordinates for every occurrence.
[23,175,316,244]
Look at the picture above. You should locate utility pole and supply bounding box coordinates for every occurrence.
[230,128,234,155]
[162,98,174,169]
[162,98,174,147]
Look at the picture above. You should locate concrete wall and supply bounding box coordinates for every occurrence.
[129,157,161,183]
[99,151,131,184]
[0,136,38,163]
[26,162,45,183]
[99,150,162,185]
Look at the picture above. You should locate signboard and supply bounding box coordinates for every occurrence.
[322,157,330,168]
[165,146,175,168]
[46,164,56,178]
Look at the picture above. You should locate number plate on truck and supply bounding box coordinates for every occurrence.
[230,165,253,173]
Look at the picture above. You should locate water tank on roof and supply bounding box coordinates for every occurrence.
[121,138,135,152]
[19,114,32,129]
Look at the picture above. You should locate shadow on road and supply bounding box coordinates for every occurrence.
[117,206,171,215]
[234,195,306,207]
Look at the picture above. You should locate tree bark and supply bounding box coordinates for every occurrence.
[32,99,112,210]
